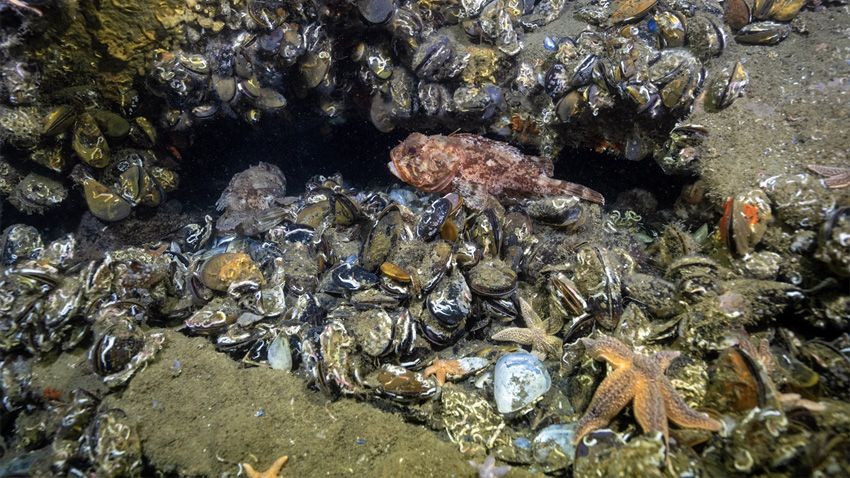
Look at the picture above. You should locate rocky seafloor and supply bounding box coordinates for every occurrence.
[1,0,849,477]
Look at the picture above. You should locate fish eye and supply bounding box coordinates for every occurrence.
[408,146,417,154]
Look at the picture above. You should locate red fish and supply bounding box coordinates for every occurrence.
[388,133,605,206]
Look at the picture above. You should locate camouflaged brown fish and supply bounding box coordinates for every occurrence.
[388,133,605,207]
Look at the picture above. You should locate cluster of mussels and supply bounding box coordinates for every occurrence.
[0,84,180,220]
[142,0,760,161]
[1,158,848,475]
[0,0,818,220]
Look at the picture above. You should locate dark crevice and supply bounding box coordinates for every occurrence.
[555,147,691,210]
[176,114,691,214]
[1,105,692,238]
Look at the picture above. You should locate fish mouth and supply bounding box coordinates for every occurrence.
[387,161,402,180]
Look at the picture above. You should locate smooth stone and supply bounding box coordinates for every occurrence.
[533,424,577,471]
[268,334,292,372]
[493,352,551,414]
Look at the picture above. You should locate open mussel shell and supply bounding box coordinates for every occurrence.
[654,11,686,48]
[660,66,705,113]
[609,0,657,24]
[686,15,727,60]
[417,193,461,240]
[706,61,749,112]
[361,205,404,270]
[527,196,585,230]
[426,267,472,327]
[257,88,287,110]
[467,257,518,298]
[544,63,570,100]
[358,0,397,24]
[330,262,380,292]
[212,75,237,103]
[574,245,624,330]
[333,194,361,226]
[200,252,265,291]
[380,261,411,283]
[719,189,772,256]
[706,345,777,413]
[92,110,130,140]
[90,320,145,377]
[550,272,588,316]
[735,21,791,45]
[370,92,396,133]
[300,49,331,89]
[367,364,437,402]
[42,104,77,136]
[78,175,132,222]
[817,206,850,277]
[348,308,394,357]
[466,208,502,257]
[0,224,43,266]
[556,90,585,122]
[724,0,752,31]
[295,199,332,229]
[419,306,467,346]
[754,0,805,22]
[72,112,111,168]
[178,52,210,75]
[127,117,157,148]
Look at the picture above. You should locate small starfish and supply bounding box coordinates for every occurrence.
[491,297,563,360]
[423,357,464,386]
[807,164,850,189]
[574,335,722,447]
[243,455,288,478]
[468,454,511,478]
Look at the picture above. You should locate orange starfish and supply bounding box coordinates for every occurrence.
[574,335,722,446]
[423,357,465,386]
[243,455,288,478]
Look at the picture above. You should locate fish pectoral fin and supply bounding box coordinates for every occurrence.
[537,176,605,205]
[455,180,504,213]
[529,154,555,177]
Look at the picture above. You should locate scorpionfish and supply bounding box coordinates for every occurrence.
[388,133,605,207]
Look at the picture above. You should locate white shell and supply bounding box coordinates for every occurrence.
[493,352,551,414]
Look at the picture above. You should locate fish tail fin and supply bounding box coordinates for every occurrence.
[539,177,605,205]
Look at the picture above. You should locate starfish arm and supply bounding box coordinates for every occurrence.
[807,164,850,177]
[518,297,546,330]
[243,464,260,478]
[653,350,681,373]
[269,456,290,475]
[492,327,535,346]
[633,378,669,445]
[660,377,722,432]
[544,313,564,336]
[543,335,564,358]
[823,173,850,189]
[581,335,633,369]
[424,365,447,386]
[243,455,289,478]
[574,367,636,443]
